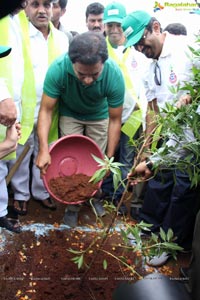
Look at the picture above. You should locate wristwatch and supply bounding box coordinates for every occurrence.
[145,158,154,171]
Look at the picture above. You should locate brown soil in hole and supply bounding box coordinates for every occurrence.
[48,174,99,203]
[1,196,191,300]
[0,224,191,300]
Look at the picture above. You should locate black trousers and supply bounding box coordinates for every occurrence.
[189,209,200,300]
[139,169,200,250]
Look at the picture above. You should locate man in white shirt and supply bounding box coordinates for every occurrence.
[0,0,69,220]
[122,10,199,264]
[51,0,73,43]
[101,2,148,215]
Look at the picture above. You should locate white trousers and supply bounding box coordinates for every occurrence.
[0,127,49,217]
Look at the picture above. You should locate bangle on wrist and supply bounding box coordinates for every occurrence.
[145,158,153,172]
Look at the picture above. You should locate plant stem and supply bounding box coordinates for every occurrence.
[101,249,142,279]
[80,128,157,283]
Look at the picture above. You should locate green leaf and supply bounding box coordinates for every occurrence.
[120,228,128,241]
[166,228,174,242]
[162,242,183,251]
[103,259,108,270]
[89,168,107,183]
[91,154,105,165]
[78,254,84,269]
[113,173,121,191]
[71,256,81,262]
[159,228,166,241]
[68,248,82,255]
[109,156,114,163]
[151,232,159,243]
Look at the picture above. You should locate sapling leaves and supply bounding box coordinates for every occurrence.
[90,155,125,190]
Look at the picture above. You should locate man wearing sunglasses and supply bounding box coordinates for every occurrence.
[122,11,199,266]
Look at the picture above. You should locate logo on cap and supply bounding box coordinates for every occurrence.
[107,8,120,16]
[124,26,134,38]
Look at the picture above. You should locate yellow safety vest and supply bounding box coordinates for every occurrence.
[18,11,61,145]
[106,37,143,140]
[0,15,16,159]
[0,12,64,160]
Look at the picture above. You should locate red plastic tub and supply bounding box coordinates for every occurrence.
[43,134,104,204]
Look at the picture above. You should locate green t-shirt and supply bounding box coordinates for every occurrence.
[43,54,125,120]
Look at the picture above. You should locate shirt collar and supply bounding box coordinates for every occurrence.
[159,32,171,58]
[29,21,50,38]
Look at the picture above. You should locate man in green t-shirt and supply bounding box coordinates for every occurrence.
[36,31,125,227]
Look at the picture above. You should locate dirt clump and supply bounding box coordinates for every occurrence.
[48,173,99,203]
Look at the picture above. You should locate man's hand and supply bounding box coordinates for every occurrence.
[6,122,21,144]
[0,98,17,126]
[35,150,51,176]
[0,122,21,159]
[176,94,192,109]
[128,161,153,185]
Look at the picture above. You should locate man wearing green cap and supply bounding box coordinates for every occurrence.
[101,3,149,216]
[122,10,199,265]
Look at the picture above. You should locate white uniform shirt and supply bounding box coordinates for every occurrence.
[145,33,196,161]
[0,78,11,101]
[145,32,193,110]
[110,45,149,124]
[0,14,24,120]
[28,22,69,121]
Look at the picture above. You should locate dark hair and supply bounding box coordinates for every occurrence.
[0,0,26,18]
[164,23,187,35]
[70,31,79,37]
[57,0,68,10]
[146,17,162,33]
[69,31,108,65]
[85,2,104,18]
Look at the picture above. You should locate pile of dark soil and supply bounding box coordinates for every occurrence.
[48,174,99,203]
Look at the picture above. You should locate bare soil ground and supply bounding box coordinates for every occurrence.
[0,195,190,300]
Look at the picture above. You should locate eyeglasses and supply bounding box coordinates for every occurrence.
[154,61,161,86]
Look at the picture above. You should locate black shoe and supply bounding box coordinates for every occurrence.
[7,205,18,220]
[63,209,78,227]
[91,199,106,217]
[130,207,142,221]
[0,216,21,233]
[113,199,128,216]
[180,267,190,279]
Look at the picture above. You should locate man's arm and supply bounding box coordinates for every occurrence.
[106,106,122,158]
[36,93,58,175]
[0,98,17,126]
[0,123,21,159]
[0,79,17,126]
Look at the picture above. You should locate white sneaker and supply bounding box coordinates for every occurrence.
[146,252,170,267]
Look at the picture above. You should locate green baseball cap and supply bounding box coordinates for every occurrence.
[0,45,11,58]
[122,10,151,48]
[103,2,126,24]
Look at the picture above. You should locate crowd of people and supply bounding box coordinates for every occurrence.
[0,1,200,298]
